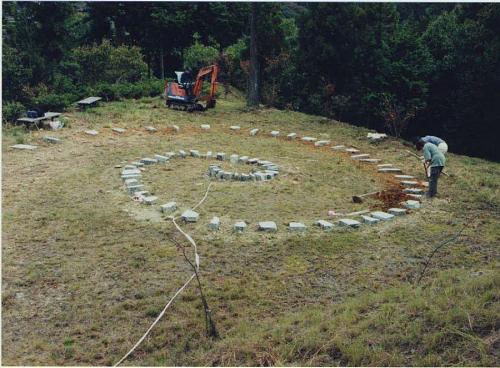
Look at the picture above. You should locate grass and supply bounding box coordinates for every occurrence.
[2,92,499,366]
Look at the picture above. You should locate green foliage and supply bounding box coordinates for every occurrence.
[182,35,220,71]
[2,101,25,123]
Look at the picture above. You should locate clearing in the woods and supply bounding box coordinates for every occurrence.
[2,92,499,366]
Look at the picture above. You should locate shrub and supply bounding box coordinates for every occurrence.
[2,101,25,123]
[183,34,220,71]
[32,93,75,111]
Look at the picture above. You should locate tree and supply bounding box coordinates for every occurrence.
[247,2,260,107]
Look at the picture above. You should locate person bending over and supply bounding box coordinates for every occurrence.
[416,139,446,198]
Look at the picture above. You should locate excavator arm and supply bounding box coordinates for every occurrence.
[193,65,219,107]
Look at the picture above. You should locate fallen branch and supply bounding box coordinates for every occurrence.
[415,222,470,286]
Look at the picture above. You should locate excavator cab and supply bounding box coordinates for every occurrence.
[165,65,218,112]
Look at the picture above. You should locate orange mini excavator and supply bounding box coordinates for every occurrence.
[164,64,219,112]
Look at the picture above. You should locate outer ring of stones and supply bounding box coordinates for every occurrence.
[119,128,423,232]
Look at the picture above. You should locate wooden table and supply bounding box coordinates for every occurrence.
[17,112,61,129]
[77,96,102,109]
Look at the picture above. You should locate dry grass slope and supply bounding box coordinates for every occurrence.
[2,93,499,366]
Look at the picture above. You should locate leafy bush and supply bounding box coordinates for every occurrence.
[32,92,75,111]
[2,101,26,123]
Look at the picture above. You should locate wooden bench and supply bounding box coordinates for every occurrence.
[17,112,61,129]
[77,96,102,109]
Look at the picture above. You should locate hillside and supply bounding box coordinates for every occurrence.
[2,93,499,366]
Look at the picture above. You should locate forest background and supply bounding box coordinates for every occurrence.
[3,2,499,160]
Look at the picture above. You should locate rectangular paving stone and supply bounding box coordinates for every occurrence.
[230,125,240,130]
[172,125,180,132]
[315,220,334,230]
[216,152,226,160]
[127,184,145,193]
[377,163,393,168]
[270,131,280,137]
[200,124,210,130]
[289,222,306,232]
[165,151,176,158]
[124,165,137,170]
[141,158,158,165]
[395,174,415,179]
[144,126,157,132]
[230,154,239,163]
[370,211,395,221]
[43,136,62,144]
[160,202,177,213]
[250,128,259,136]
[400,180,419,186]
[181,209,199,222]
[351,154,370,159]
[388,208,407,216]
[178,150,187,158]
[359,158,381,163]
[233,221,247,232]
[206,151,213,159]
[378,167,402,173]
[258,221,277,232]
[287,133,297,139]
[338,218,361,228]
[130,161,144,167]
[121,174,141,180]
[154,154,169,162]
[315,140,331,147]
[331,145,345,150]
[208,216,220,230]
[124,178,139,186]
[241,174,250,181]
[112,127,126,133]
[403,200,421,209]
[142,196,158,205]
[345,148,360,153]
[190,150,200,158]
[403,188,424,194]
[302,137,317,142]
[361,215,380,224]
[248,158,259,164]
[238,156,249,163]
[84,130,99,136]
[122,169,141,176]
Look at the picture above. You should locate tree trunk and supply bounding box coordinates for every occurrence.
[247,2,260,107]
[160,47,165,80]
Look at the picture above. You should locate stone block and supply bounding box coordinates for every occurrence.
[302,137,317,142]
[43,136,62,144]
[124,165,137,170]
[122,168,141,176]
[172,125,180,132]
[124,178,139,186]
[370,211,395,221]
[127,184,145,193]
[135,191,150,198]
[367,132,387,140]
[241,174,250,181]
[378,167,402,173]
[361,215,380,224]
[178,150,187,158]
[248,158,259,164]
[142,196,158,205]
[403,200,421,209]
[233,221,247,232]
[250,128,259,136]
[190,150,200,158]
[160,202,177,213]
[130,161,144,167]
[345,148,360,153]
[230,154,239,163]
[289,222,306,232]
[351,154,370,159]
[84,130,99,136]
[258,221,277,232]
[112,127,126,133]
[222,171,233,180]
[331,145,346,150]
[377,163,393,168]
[359,158,381,163]
[216,152,226,161]
[206,151,213,159]
[154,154,169,162]
[141,158,158,165]
[239,156,249,163]
[201,124,210,130]
[338,218,361,228]
[408,194,423,200]
[400,180,418,186]
[315,140,331,147]
[270,131,280,137]
[394,174,415,179]
[230,125,240,130]
[164,151,176,158]
[121,173,141,180]
[315,220,334,230]
[287,133,297,139]
[208,216,220,230]
[145,126,157,132]
[388,208,407,216]
[181,209,199,222]
[403,188,424,194]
